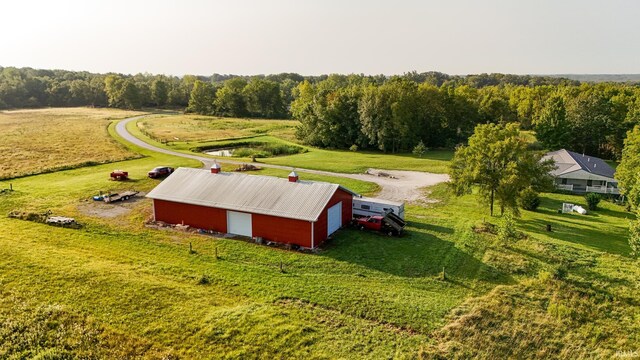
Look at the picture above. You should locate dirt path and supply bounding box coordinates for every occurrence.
[115,116,450,202]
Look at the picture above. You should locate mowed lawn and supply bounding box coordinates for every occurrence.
[0,110,638,358]
[0,107,145,179]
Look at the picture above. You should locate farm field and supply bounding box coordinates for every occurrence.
[0,108,145,179]
[0,109,638,358]
[134,115,453,174]
[138,115,299,143]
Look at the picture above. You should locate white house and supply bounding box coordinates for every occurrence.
[542,149,619,194]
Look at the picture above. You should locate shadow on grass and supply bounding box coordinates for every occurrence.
[322,228,513,285]
[536,208,633,226]
[594,207,635,220]
[406,221,454,234]
[520,218,630,256]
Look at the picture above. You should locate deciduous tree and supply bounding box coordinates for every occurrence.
[243,78,285,118]
[186,80,214,114]
[449,123,553,216]
[214,78,248,117]
[151,79,169,106]
[534,96,571,150]
[616,125,640,210]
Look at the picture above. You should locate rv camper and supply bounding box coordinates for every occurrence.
[352,196,405,220]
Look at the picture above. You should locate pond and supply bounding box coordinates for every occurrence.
[204,149,234,157]
[200,142,306,158]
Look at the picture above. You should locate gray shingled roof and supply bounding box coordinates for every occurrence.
[543,149,616,179]
[146,168,357,222]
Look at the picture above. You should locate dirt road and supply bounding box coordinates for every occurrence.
[115,116,450,202]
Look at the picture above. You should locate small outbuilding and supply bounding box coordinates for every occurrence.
[146,167,357,248]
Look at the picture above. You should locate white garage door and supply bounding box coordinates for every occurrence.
[327,202,342,236]
[227,211,252,237]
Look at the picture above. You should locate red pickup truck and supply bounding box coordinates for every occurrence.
[353,211,406,236]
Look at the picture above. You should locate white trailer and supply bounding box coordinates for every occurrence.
[352,196,405,220]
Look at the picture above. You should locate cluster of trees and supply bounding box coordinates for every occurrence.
[0,67,202,109]
[3,66,640,160]
[293,75,640,159]
[0,67,302,119]
[186,77,292,118]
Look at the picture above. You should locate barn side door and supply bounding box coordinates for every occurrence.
[227,211,253,237]
[327,202,342,236]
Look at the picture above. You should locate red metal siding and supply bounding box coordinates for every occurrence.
[315,208,328,245]
[252,214,312,248]
[153,187,353,249]
[153,199,227,233]
[313,188,353,246]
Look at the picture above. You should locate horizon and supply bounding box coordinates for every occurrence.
[1,63,639,78]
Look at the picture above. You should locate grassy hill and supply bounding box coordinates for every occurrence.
[0,109,638,358]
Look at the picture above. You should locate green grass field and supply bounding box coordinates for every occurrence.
[138,115,298,143]
[134,115,453,174]
[0,109,638,358]
[0,108,145,179]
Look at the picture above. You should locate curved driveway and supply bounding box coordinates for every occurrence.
[115,115,449,202]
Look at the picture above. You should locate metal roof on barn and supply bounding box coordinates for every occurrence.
[146,167,358,222]
[542,149,616,179]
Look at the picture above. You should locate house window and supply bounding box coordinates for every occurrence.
[561,178,567,185]
[587,180,593,186]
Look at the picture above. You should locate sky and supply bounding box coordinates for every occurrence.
[1,0,638,76]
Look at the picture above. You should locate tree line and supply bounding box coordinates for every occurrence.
[3,66,640,159]
[0,67,301,117]
[292,76,640,159]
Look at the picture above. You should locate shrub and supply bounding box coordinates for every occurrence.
[197,274,211,285]
[585,193,601,210]
[629,219,640,258]
[412,141,427,157]
[497,211,518,245]
[232,147,255,158]
[230,143,304,158]
[519,187,540,211]
[349,144,358,152]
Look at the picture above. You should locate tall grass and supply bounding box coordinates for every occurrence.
[138,115,298,143]
[0,108,145,179]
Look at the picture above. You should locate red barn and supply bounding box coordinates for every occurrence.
[146,167,356,248]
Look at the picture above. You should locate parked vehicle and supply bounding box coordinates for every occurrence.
[353,210,406,236]
[102,191,138,203]
[148,166,174,178]
[353,196,405,220]
[110,170,129,181]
